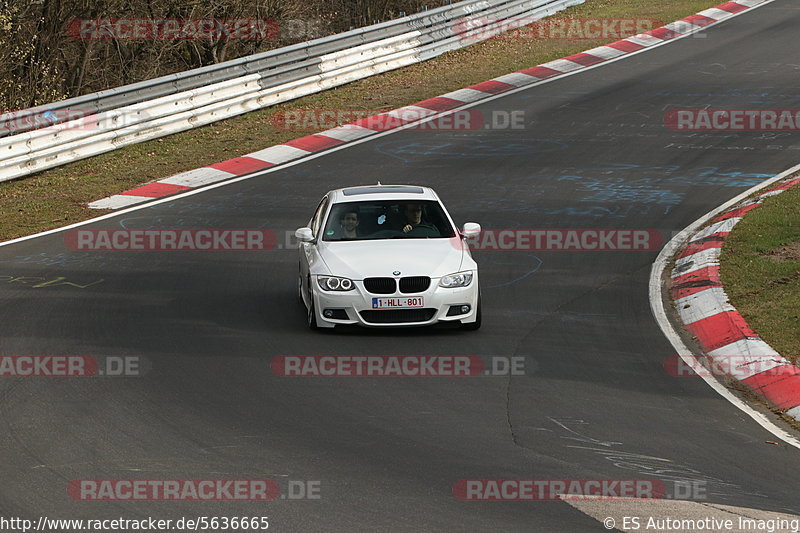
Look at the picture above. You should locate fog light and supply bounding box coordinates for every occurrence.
[322,309,349,320]
[447,305,470,316]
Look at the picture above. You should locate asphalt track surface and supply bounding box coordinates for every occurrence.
[2,2,800,531]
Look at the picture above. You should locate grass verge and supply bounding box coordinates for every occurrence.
[0,0,721,241]
[720,175,800,362]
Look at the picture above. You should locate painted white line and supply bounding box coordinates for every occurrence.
[710,355,786,381]
[676,287,735,325]
[439,88,489,103]
[247,144,310,164]
[87,195,151,210]
[539,58,583,73]
[583,46,628,61]
[729,199,762,210]
[160,168,236,187]
[707,336,793,382]
[708,338,780,358]
[386,106,437,120]
[663,20,701,34]
[626,34,664,48]
[0,0,780,248]
[673,247,721,277]
[491,73,537,86]
[317,124,376,143]
[690,217,741,241]
[698,7,740,20]
[649,162,800,449]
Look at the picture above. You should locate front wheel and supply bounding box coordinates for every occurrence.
[297,275,304,304]
[307,290,319,330]
[461,294,481,331]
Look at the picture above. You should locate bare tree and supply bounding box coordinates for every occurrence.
[0,0,450,108]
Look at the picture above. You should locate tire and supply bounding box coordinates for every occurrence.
[307,289,319,330]
[461,294,481,331]
[297,275,304,304]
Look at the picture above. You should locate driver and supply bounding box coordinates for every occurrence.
[401,203,425,233]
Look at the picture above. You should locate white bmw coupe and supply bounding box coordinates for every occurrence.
[296,184,481,330]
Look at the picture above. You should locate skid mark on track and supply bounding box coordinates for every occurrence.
[545,418,763,502]
[477,256,544,290]
[374,138,570,162]
[0,275,104,289]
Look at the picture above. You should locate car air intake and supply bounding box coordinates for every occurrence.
[399,276,431,293]
[363,277,396,294]
[360,309,436,324]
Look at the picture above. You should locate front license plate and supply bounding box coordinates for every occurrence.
[371,297,424,309]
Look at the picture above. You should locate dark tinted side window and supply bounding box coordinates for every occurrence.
[310,196,329,238]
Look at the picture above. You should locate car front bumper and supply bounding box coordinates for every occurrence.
[311,275,479,328]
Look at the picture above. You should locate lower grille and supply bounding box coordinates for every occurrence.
[359,308,437,324]
[399,276,431,293]
[363,277,396,294]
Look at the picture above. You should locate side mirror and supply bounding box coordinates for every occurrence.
[295,227,315,243]
[462,222,481,238]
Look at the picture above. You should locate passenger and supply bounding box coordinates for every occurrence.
[339,209,360,239]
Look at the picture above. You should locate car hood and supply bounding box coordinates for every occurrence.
[318,237,466,279]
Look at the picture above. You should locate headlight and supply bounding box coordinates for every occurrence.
[438,271,473,288]
[318,276,355,291]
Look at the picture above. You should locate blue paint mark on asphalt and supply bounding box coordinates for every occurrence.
[463,163,773,218]
[551,166,772,214]
[556,175,682,211]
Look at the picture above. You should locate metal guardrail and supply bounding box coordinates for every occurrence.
[0,0,583,183]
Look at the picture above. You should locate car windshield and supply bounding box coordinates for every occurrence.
[322,200,456,241]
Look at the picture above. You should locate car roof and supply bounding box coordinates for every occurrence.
[327,184,440,203]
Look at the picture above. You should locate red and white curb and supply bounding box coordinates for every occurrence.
[88,0,773,210]
[670,175,800,420]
